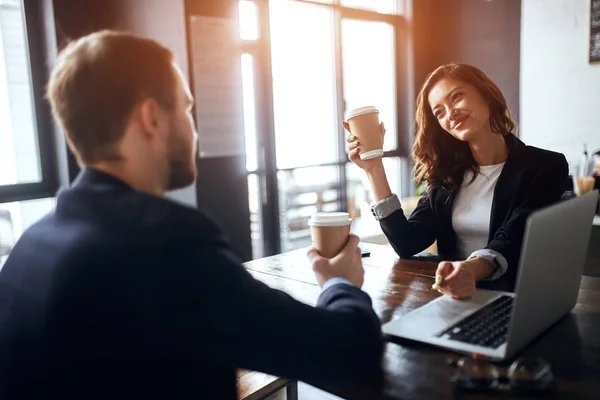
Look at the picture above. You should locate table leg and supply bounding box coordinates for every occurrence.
[286,381,298,400]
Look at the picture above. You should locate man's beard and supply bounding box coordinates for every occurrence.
[167,158,196,191]
[166,131,197,191]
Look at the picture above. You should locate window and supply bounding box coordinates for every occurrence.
[342,18,397,151]
[241,53,258,172]
[0,0,59,264]
[239,0,408,257]
[340,0,398,15]
[270,1,338,170]
[278,165,342,251]
[238,0,259,40]
[346,158,401,241]
[0,0,41,186]
[269,0,345,252]
[247,174,263,259]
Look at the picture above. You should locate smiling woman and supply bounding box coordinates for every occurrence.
[345,63,569,299]
[414,63,515,193]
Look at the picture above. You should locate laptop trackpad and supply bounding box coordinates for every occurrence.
[383,290,501,337]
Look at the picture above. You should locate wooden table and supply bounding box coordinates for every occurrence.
[237,369,296,400]
[243,243,600,399]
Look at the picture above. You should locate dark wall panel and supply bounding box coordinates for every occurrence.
[454,0,521,123]
[185,0,252,261]
[412,0,521,124]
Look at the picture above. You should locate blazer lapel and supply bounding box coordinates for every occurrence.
[489,135,526,239]
[437,183,460,259]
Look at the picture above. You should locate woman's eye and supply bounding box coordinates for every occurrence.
[452,93,462,102]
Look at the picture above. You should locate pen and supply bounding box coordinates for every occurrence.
[432,274,443,292]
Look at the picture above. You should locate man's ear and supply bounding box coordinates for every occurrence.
[138,97,167,138]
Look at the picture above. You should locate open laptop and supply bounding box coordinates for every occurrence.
[382,190,598,361]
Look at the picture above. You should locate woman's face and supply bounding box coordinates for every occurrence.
[427,77,491,142]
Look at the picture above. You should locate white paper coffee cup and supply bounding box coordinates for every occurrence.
[346,106,384,160]
[308,212,352,258]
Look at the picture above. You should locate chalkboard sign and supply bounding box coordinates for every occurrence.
[591,0,600,63]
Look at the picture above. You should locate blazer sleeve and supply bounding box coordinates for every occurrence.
[486,154,569,270]
[147,240,383,385]
[378,191,437,258]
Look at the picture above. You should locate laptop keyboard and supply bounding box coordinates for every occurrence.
[437,295,514,349]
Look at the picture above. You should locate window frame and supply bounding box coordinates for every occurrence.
[0,0,63,204]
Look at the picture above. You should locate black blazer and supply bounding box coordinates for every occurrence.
[0,169,382,399]
[380,135,569,290]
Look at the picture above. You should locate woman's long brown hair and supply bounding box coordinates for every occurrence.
[413,64,516,193]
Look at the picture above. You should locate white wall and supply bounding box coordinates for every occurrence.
[521,0,600,168]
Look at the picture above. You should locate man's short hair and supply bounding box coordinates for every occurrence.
[46,30,176,165]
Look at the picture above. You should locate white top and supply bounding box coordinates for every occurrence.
[452,163,505,259]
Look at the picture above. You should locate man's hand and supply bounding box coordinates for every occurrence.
[433,257,494,299]
[307,234,364,288]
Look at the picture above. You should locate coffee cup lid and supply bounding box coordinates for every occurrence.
[346,106,379,120]
[308,212,352,227]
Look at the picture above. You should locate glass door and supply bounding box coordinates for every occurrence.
[341,16,401,241]
[269,0,344,252]
[239,0,407,257]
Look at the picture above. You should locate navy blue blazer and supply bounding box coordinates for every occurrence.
[0,169,382,399]
[380,134,569,291]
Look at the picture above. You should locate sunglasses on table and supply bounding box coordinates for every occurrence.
[448,357,556,394]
